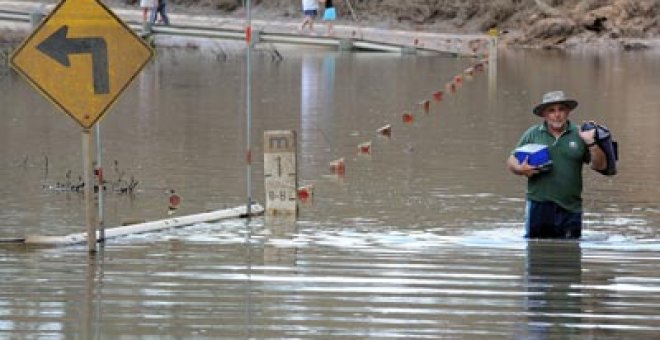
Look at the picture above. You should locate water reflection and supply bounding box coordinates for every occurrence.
[264,215,298,266]
[488,50,498,104]
[136,51,159,134]
[300,52,337,181]
[83,250,104,340]
[524,241,583,338]
[243,219,254,340]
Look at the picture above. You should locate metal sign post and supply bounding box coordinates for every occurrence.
[82,128,97,252]
[96,123,104,242]
[245,0,253,215]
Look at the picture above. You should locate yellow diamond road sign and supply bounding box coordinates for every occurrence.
[11,0,154,129]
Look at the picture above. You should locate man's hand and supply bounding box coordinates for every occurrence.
[579,120,608,171]
[507,155,539,178]
[579,121,597,145]
[518,157,540,178]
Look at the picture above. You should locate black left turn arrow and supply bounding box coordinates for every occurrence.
[37,25,109,94]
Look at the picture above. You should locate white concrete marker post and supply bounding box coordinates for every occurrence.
[264,130,298,217]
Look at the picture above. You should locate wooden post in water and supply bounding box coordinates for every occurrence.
[264,130,298,217]
[82,129,97,252]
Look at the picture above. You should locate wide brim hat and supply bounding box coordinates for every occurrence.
[533,90,578,116]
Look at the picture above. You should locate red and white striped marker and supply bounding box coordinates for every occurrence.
[377,124,392,137]
[297,184,314,203]
[419,99,430,113]
[433,91,443,102]
[168,190,181,215]
[329,158,345,175]
[446,82,456,94]
[402,112,414,124]
[357,141,372,155]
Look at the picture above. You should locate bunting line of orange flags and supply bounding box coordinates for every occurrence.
[297,57,491,203]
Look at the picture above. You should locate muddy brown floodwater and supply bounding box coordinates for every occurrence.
[1,46,659,338]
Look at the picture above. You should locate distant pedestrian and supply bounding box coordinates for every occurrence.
[151,0,170,25]
[322,0,337,36]
[299,0,319,33]
[139,0,156,23]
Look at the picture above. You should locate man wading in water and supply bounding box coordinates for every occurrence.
[507,91,607,239]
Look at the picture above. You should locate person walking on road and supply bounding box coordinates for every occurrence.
[139,0,156,23]
[299,0,319,33]
[151,0,170,25]
[322,0,337,36]
[506,90,607,239]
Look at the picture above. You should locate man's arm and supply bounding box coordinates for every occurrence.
[587,144,607,171]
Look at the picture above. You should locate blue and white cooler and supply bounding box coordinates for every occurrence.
[514,143,553,171]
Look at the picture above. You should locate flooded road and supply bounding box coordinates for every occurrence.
[1,47,660,337]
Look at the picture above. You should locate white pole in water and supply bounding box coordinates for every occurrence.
[82,129,97,252]
[487,29,498,103]
[95,123,104,242]
[245,0,253,215]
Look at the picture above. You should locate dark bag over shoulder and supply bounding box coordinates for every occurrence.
[581,122,619,176]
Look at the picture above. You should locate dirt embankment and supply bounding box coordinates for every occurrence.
[4,1,658,50]
[121,0,659,50]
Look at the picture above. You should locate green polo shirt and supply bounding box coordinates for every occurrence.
[514,121,590,212]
